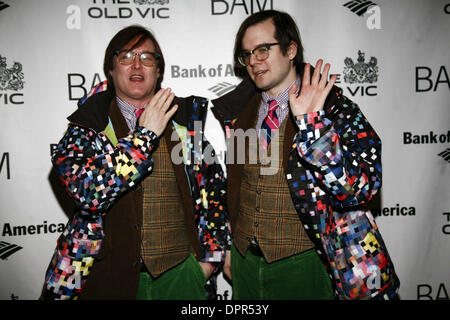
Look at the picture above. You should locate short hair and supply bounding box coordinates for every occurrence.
[103,25,165,92]
[233,10,304,77]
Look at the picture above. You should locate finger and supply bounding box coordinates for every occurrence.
[148,88,167,108]
[311,59,323,85]
[164,104,178,120]
[302,63,310,86]
[288,82,298,98]
[323,74,337,96]
[319,63,331,88]
[156,88,172,110]
[160,91,175,113]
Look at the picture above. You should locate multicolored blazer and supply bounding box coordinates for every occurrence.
[211,76,400,300]
[42,82,230,299]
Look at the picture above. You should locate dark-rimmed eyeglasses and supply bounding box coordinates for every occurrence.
[238,43,280,67]
[114,50,160,67]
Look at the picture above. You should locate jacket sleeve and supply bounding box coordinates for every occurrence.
[196,149,232,266]
[293,95,382,209]
[51,124,159,214]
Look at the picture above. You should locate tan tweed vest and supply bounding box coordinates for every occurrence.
[141,137,191,277]
[234,119,314,263]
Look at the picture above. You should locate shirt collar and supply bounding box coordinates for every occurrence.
[261,75,301,110]
[116,96,142,120]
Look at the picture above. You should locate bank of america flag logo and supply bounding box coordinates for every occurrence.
[0,2,9,11]
[343,0,377,16]
[438,148,450,163]
[0,241,23,260]
[208,82,237,97]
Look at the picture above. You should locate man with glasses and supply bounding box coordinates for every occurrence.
[41,25,230,300]
[211,10,399,299]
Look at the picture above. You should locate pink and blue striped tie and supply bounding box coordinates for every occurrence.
[260,99,280,150]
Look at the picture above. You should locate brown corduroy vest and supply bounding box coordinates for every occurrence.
[234,118,314,263]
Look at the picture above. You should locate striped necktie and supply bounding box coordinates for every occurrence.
[135,107,145,119]
[135,107,145,128]
[260,99,280,150]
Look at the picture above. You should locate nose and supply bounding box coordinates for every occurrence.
[248,52,259,67]
[132,54,142,69]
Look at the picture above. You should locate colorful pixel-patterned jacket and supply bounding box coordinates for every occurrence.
[211,77,400,300]
[42,83,230,299]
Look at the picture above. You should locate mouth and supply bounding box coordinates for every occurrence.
[253,70,267,78]
[130,74,144,82]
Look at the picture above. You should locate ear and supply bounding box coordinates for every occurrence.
[287,41,298,61]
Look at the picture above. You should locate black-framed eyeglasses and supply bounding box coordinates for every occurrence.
[114,50,161,67]
[238,43,280,67]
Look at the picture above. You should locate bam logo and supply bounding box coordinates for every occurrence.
[211,0,274,15]
[0,241,23,260]
[0,54,24,105]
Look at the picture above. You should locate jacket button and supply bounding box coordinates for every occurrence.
[134,224,140,230]
[132,260,139,268]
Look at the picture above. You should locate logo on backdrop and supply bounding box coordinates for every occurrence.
[332,50,379,97]
[0,241,22,260]
[417,283,449,300]
[0,55,24,105]
[0,152,11,180]
[438,148,450,163]
[170,63,242,79]
[0,1,9,12]
[67,72,105,101]
[208,82,237,97]
[67,0,170,29]
[415,65,450,92]
[342,0,381,29]
[443,212,450,235]
[403,130,450,145]
[343,0,376,16]
[88,0,170,19]
[2,221,65,237]
[211,0,274,15]
[343,50,378,84]
[372,204,416,218]
[445,3,450,14]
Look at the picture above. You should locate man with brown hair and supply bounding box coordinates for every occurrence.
[42,25,230,300]
[212,10,399,300]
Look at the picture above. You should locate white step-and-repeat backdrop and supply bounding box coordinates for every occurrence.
[0,0,449,300]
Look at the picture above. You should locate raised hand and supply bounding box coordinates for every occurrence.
[138,88,178,137]
[289,59,337,117]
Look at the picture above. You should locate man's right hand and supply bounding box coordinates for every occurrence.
[138,88,178,137]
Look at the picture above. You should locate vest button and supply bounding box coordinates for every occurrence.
[254,222,259,227]
[255,206,260,212]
